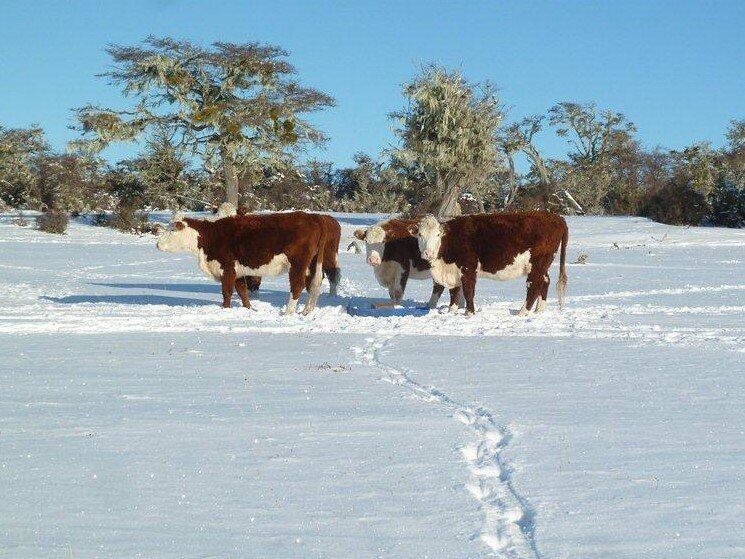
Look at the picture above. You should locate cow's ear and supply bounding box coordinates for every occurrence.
[354,229,366,240]
[174,221,186,231]
[408,224,419,236]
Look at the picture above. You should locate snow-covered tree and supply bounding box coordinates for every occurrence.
[392,66,502,217]
[72,37,334,206]
[0,125,46,209]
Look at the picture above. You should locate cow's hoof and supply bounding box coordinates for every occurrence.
[465,310,475,317]
[449,304,459,313]
[516,307,529,317]
[301,306,315,316]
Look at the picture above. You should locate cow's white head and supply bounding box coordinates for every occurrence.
[412,215,444,261]
[354,225,387,267]
[156,213,200,253]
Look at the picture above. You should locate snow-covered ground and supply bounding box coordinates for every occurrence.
[1,212,743,558]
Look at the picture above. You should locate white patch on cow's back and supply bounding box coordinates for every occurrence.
[478,250,532,281]
[234,254,290,278]
[428,258,462,289]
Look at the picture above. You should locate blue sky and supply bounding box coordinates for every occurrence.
[1,0,743,168]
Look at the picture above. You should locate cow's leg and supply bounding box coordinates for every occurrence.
[284,262,307,315]
[520,259,549,316]
[388,266,409,306]
[324,266,341,297]
[220,266,236,309]
[244,276,261,293]
[234,277,252,309]
[305,256,318,293]
[302,256,325,315]
[461,270,477,316]
[448,286,462,312]
[535,272,550,313]
[427,282,445,309]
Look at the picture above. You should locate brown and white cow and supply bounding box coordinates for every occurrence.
[354,219,462,310]
[411,211,568,315]
[231,210,342,298]
[156,212,341,314]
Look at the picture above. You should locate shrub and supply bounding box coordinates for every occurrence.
[36,210,69,234]
[95,204,159,235]
[11,212,29,227]
[641,181,708,226]
[709,175,745,228]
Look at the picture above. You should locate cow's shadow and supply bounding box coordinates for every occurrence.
[43,281,432,315]
[86,282,290,308]
[41,294,215,307]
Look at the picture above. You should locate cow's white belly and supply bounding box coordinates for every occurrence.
[374,260,404,288]
[478,250,532,281]
[196,252,290,282]
[429,258,462,288]
[235,254,290,278]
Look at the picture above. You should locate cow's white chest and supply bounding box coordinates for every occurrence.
[235,254,290,278]
[478,250,532,281]
[374,260,404,288]
[197,250,224,281]
[429,258,462,288]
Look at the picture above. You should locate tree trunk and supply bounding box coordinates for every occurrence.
[220,147,239,206]
[524,146,553,210]
[437,175,462,218]
[504,154,518,209]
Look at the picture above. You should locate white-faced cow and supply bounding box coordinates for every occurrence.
[156,212,341,314]
[412,211,568,315]
[354,219,462,310]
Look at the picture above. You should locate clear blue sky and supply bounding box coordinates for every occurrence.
[1,0,743,168]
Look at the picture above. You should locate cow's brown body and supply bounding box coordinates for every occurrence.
[417,212,568,315]
[243,213,341,297]
[355,219,461,309]
[158,212,340,314]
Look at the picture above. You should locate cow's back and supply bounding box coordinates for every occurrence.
[443,212,566,271]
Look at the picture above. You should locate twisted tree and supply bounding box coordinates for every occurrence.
[71,37,334,205]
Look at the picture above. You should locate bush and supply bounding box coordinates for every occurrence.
[11,212,29,227]
[709,175,745,228]
[641,181,708,226]
[95,204,159,235]
[603,185,643,216]
[36,210,69,234]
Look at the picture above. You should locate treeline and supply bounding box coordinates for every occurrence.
[1,37,743,229]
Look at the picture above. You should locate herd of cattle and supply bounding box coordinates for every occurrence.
[156,205,569,316]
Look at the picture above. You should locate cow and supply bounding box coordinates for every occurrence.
[354,219,463,310]
[411,211,568,316]
[156,212,341,314]
[211,205,341,298]
[207,203,262,295]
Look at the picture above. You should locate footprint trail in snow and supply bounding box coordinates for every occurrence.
[354,335,542,559]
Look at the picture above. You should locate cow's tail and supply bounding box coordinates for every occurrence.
[304,222,326,313]
[557,219,569,310]
[323,220,341,297]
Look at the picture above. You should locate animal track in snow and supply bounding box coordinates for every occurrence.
[356,335,541,559]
